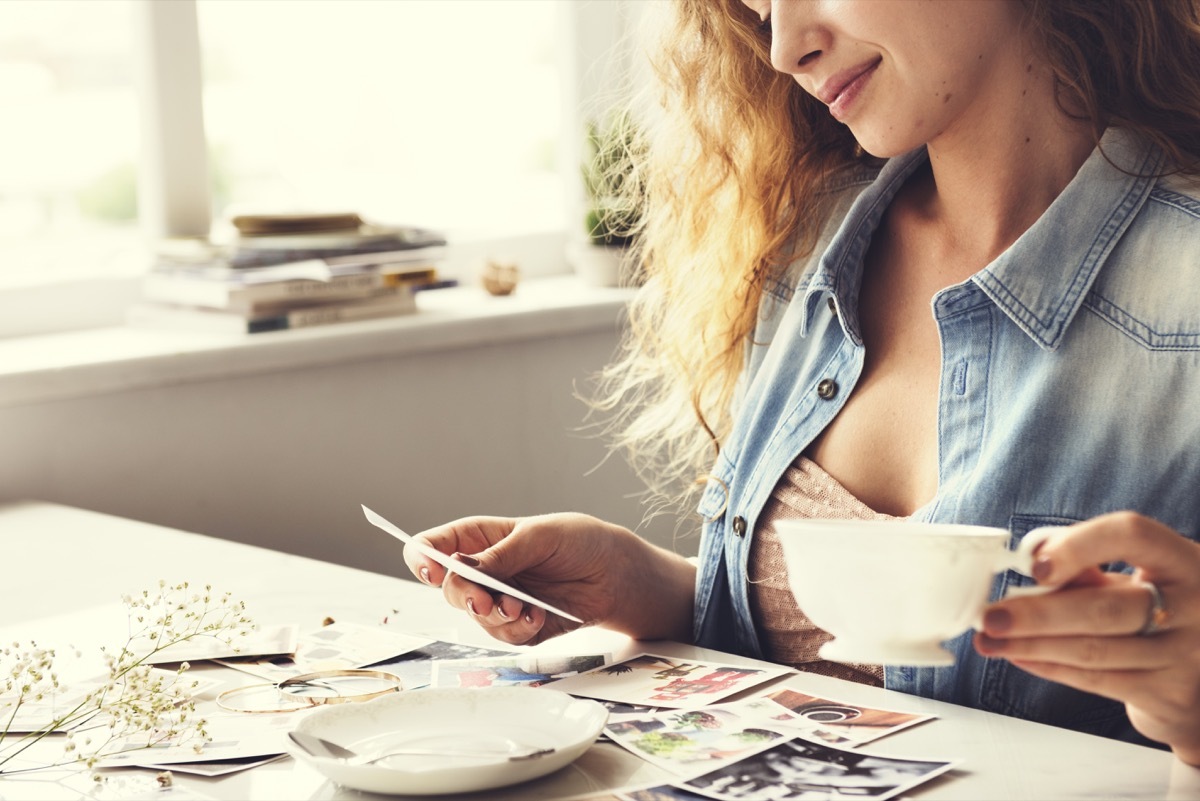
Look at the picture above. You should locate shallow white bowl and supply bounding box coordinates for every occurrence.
[288,686,608,795]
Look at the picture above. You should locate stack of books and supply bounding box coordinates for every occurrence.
[128,213,455,335]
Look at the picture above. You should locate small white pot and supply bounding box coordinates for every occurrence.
[568,241,627,287]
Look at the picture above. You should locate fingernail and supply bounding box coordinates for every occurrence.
[524,611,535,625]
[453,552,481,567]
[1032,556,1053,583]
[497,604,512,621]
[466,597,478,616]
[978,633,1006,652]
[984,608,1013,633]
[418,566,431,585]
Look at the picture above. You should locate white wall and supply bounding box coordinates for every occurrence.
[0,324,696,579]
[0,1,687,579]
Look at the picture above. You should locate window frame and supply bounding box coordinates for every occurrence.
[0,0,637,340]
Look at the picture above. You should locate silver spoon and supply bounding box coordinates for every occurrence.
[288,731,555,765]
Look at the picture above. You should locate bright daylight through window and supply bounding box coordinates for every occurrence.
[196,0,564,239]
[0,1,141,287]
[0,0,564,295]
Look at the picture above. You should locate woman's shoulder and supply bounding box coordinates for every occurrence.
[1149,169,1200,217]
[1126,167,1200,253]
[764,166,883,303]
[1087,167,1200,347]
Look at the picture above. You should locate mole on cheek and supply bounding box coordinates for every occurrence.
[943,93,952,104]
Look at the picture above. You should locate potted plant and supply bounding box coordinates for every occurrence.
[572,112,645,287]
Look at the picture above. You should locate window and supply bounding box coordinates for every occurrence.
[0,0,634,339]
[0,0,144,287]
[196,0,565,239]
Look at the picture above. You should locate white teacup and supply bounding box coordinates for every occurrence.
[774,519,1052,667]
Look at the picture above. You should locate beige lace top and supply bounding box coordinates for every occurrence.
[747,455,904,686]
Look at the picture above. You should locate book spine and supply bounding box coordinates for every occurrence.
[145,266,438,311]
[269,292,417,331]
[258,272,381,301]
[228,237,446,267]
[129,286,419,335]
[234,267,436,309]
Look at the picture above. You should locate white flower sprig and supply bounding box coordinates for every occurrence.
[0,581,254,775]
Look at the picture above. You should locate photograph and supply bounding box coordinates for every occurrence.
[430,653,609,688]
[618,787,714,801]
[560,786,713,801]
[365,639,516,691]
[605,697,797,775]
[763,689,935,747]
[549,654,791,709]
[682,739,957,801]
[214,621,431,682]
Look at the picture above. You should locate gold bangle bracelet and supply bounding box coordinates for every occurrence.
[277,669,405,703]
[216,669,404,714]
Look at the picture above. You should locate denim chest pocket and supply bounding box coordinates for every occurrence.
[978,514,1133,738]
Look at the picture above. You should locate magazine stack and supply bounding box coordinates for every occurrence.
[128,213,454,335]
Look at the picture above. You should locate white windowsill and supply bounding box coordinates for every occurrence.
[0,275,634,409]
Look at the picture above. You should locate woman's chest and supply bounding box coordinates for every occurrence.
[802,218,970,516]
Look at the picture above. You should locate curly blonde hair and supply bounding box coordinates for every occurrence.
[589,0,1200,517]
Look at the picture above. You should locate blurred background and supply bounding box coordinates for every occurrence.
[0,0,694,576]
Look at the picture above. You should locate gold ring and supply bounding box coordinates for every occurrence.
[1136,580,1169,636]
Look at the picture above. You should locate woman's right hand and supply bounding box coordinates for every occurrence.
[402,513,695,647]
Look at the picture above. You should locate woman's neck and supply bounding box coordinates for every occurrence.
[915,59,1098,267]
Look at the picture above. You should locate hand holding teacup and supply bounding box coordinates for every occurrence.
[775,519,1051,667]
[971,512,1200,766]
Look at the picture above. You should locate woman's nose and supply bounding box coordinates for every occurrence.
[769,0,828,76]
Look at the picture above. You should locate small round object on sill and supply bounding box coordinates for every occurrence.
[481,260,520,296]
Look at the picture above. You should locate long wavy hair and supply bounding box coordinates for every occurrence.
[588,0,1200,520]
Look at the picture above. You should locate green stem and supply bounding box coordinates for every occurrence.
[0,587,246,776]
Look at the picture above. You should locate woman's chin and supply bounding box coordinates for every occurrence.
[848,132,915,160]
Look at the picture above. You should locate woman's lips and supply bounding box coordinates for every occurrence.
[818,57,882,122]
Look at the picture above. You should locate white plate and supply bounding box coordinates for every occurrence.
[288,686,608,796]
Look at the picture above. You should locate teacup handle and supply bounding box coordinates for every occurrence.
[995,526,1065,598]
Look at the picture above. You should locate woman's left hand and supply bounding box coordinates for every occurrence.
[975,511,1200,765]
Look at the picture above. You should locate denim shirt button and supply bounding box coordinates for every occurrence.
[731,516,747,537]
[816,378,839,400]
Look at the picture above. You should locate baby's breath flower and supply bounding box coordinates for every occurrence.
[0,582,252,777]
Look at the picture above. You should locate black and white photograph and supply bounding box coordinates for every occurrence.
[682,738,957,801]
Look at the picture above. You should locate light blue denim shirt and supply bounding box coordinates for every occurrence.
[692,127,1200,747]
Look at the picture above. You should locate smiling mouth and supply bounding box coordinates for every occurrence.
[818,57,883,109]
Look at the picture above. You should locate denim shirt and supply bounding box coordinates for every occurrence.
[692,128,1200,747]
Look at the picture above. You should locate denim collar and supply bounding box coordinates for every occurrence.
[798,128,1165,351]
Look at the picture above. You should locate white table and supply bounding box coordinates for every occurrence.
[0,501,1194,800]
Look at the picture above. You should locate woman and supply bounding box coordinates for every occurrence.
[404,0,1200,763]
